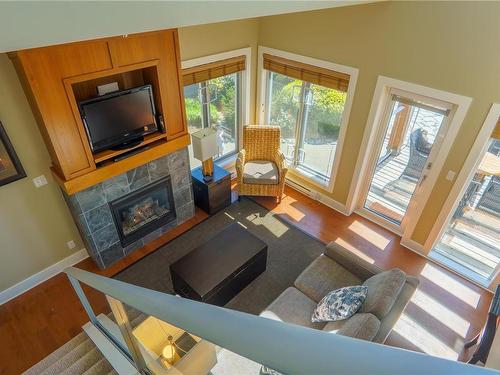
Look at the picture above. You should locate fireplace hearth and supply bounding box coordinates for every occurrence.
[110,176,176,247]
[63,148,194,269]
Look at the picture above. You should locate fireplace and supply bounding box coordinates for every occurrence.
[63,148,194,269]
[109,176,176,247]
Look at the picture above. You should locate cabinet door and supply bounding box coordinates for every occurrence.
[14,50,96,179]
[49,40,113,77]
[108,30,187,138]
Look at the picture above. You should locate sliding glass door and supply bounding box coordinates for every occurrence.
[266,71,347,185]
[430,138,500,286]
[361,92,451,226]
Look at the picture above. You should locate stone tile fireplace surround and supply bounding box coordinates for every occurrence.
[64,148,194,269]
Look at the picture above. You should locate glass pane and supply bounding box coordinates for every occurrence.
[207,73,238,158]
[431,139,500,286]
[298,84,347,182]
[364,98,447,224]
[267,72,301,161]
[118,304,280,375]
[76,285,133,360]
[184,83,203,169]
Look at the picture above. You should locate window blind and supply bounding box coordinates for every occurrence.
[493,119,500,140]
[182,56,246,86]
[391,95,451,116]
[262,53,350,92]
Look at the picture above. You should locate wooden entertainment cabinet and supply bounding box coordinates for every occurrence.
[9,29,189,194]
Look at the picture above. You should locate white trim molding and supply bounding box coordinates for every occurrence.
[181,47,252,128]
[0,248,88,305]
[257,46,359,193]
[424,104,500,261]
[347,75,472,248]
[285,175,351,216]
[424,103,500,251]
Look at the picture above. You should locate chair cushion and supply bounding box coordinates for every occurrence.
[243,160,279,185]
[323,313,380,341]
[311,285,368,322]
[359,269,406,319]
[294,255,363,303]
[415,129,432,154]
[260,287,326,329]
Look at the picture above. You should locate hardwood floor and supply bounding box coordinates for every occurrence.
[0,210,208,375]
[0,186,492,374]
[253,187,492,362]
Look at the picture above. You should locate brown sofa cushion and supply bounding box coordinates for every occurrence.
[294,255,362,303]
[360,269,406,319]
[243,160,279,185]
[323,313,380,341]
[260,287,326,330]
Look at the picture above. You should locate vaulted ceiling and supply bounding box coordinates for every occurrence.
[0,1,377,53]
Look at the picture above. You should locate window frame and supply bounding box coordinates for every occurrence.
[182,47,251,169]
[258,46,358,192]
[349,75,472,247]
[426,104,500,290]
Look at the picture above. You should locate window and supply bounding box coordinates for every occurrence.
[362,92,452,225]
[262,52,354,186]
[182,56,245,169]
[430,130,500,287]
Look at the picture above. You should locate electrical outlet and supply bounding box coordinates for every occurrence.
[32,175,48,188]
[445,170,456,181]
[66,240,76,250]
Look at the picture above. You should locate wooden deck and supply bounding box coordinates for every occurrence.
[365,145,499,285]
[365,145,415,223]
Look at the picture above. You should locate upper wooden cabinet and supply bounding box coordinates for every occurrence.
[9,29,188,183]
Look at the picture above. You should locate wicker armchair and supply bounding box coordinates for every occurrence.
[236,125,288,202]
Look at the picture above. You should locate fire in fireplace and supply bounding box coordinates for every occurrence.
[109,176,176,246]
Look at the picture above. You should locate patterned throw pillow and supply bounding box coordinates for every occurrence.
[311,285,368,322]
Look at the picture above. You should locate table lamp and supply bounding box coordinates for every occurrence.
[161,335,177,366]
[192,128,218,181]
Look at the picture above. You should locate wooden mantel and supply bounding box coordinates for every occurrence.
[9,29,189,195]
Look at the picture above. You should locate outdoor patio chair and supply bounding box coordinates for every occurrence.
[477,176,500,216]
[400,128,432,181]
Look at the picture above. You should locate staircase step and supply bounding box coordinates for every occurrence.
[130,311,148,328]
[23,333,88,374]
[82,357,114,375]
[60,346,103,375]
[40,338,96,375]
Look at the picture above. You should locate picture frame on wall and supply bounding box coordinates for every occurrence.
[0,121,26,187]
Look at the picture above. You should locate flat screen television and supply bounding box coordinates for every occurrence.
[79,85,158,153]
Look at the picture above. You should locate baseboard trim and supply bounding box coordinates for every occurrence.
[285,178,351,216]
[314,192,352,216]
[400,238,425,254]
[0,248,89,305]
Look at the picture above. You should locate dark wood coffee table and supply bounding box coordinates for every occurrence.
[170,223,267,306]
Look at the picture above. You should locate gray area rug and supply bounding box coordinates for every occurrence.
[114,198,325,315]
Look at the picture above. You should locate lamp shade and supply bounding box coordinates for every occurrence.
[191,128,218,161]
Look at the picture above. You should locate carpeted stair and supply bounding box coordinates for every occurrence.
[22,331,117,375]
[22,308,147,375]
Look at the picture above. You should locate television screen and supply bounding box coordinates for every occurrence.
[80,85,157,152]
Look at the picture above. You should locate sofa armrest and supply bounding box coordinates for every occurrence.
[275,150,286,168]
[235,149,246,181]
[324,242,382,281]
[373,275,419,343]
